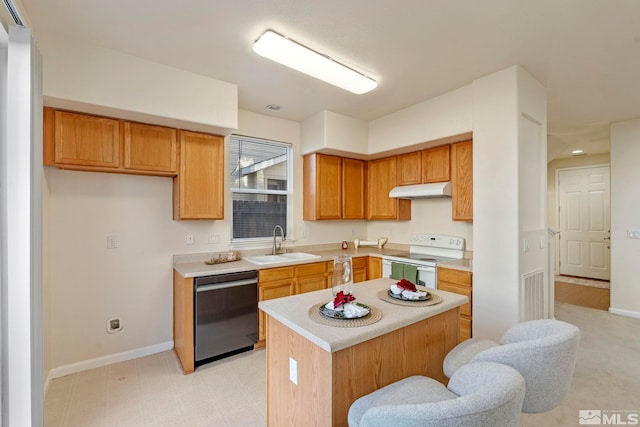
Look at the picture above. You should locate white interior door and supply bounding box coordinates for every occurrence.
[558,166,610,280]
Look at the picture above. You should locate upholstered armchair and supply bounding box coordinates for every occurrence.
[443,319,580,413]
[348,361,526,427]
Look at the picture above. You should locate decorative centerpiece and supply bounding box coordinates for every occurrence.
[320,291,370,319]
[389,279,430,301]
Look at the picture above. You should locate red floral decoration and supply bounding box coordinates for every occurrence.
[333,291,355,309]
[396,278,417,292]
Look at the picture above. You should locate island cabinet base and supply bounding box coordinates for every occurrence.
[266,308,460,427]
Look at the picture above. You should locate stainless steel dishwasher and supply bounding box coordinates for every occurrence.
[194,270,258,365]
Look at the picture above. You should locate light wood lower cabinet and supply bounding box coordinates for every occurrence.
[173,270,195,374]
[258,257,370,347]
[367,256,382,280]
[437,266,472,342]
[257,267,296,346]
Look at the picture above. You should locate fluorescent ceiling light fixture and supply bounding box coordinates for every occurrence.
[571,149,585,155]
[253,30,377,95]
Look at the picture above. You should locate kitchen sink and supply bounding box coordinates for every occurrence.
[244,255,288,265]
[280,252,321,260]
[244,252,321,265]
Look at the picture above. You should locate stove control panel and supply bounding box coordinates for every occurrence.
[409,234,465,250]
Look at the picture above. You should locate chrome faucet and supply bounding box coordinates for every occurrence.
[272,225,286,255]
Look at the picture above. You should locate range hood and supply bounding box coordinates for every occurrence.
[388,182,452,199]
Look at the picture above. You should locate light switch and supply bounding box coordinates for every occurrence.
[107,235,117,249]
[186,233,194,245]
[627,230,640,239]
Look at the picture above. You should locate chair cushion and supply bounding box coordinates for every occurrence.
[348,376,457,427]
[349,363,526,427]
[443,338,499,378]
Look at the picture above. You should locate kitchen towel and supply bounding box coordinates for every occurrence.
[403,264,418,284]
[391,262,404,280]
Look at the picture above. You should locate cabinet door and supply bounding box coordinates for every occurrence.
[303,153,342,220]
[368,157,411,220]
[367,257,382,280]
[342,158,367,219]
[173,131,224,220]
[54,110,121,168]
[422,145,450,183]
[124,122,177,174]
[296,276,326,294]
[258,279,295,342]
[397,152,422,185]
[451,140,473,221]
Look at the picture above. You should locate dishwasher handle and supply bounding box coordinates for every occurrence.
[196,278,258,292]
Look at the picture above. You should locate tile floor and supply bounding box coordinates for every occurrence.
[45,348,266,427]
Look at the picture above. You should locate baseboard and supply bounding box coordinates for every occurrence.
[609,307,640,319]
[45,340,174,391]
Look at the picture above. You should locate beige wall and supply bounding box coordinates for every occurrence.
[610,119,640,317]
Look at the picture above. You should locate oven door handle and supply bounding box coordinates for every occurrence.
[196,278,258,292]
[417,266,435,272]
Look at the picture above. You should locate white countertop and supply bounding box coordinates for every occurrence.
[173,247,409,278]
[258,278,468,353]
[439,258,473,272]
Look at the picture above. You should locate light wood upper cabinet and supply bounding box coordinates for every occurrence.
[303,153,342,220]
[397,151,422,185]
[368,156,411,220]
[422,145,450,183]
[451,140,473,222]
[124,122,177,173]
[44,107,178,176]
[173,131,224,220]
[303,153,366,220]
[53,110,121,169]
[341,157,367,219]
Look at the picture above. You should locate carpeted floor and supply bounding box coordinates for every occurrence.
[520,302,640,426]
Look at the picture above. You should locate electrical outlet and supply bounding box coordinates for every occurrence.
[107,317,122,334]
[107,235,117,249]
[186,233,194,245]
[289,357,298,385]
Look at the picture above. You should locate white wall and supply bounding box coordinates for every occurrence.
[472,66,548,341]
[39,35,238,136]
[45,110,297,374]
[610,119,640,318]
[300,110,368,156]
[367,198,473,250]
[368,85,473,154]
[2,25,43,427]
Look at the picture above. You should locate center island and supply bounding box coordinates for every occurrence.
[258,277,468,427]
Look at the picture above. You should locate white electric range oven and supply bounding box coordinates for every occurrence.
[381,234,465,289]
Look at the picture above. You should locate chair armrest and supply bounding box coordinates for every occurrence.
[443,338,499,378]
